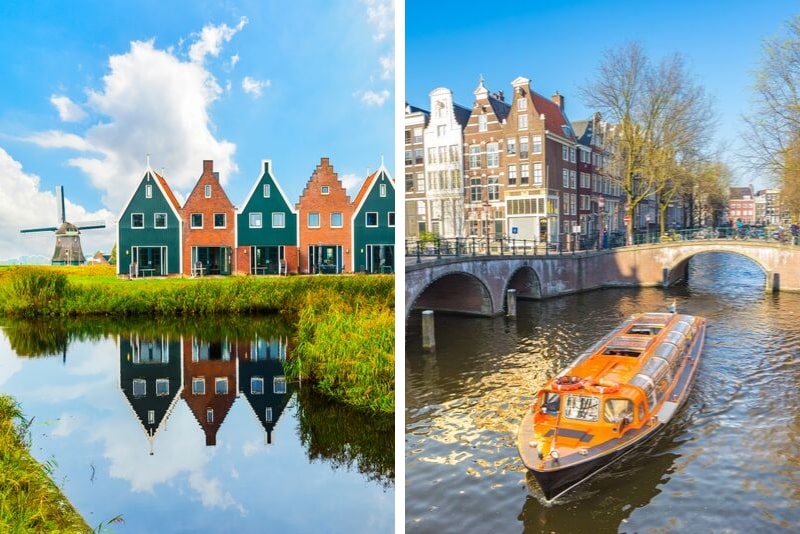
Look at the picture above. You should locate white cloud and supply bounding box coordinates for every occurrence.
[363,0,394,42]
[241,76,271,97]
[359,89,390,107]
[340,172,362,197]
[0,147,114,261]
[50,94,87,122]
[379,54,394,80]
[230,54,240,68]
[31,36,238,212]
[189,17,248,64]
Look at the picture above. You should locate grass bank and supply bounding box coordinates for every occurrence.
[0,395,91,533]
[0,265,395,413]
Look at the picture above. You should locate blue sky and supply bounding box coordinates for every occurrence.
[406,0,798,190]
[0,0,394,261]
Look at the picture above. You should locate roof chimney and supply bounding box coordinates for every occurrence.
[551,91,565,111]
[203,160,213,173]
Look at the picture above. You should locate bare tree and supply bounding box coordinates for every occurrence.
[582,42,714,243]
[743,15,800,218]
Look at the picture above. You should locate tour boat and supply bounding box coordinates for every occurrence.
[517,311,706,502]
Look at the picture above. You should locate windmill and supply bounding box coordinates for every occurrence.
[20,186,106,265]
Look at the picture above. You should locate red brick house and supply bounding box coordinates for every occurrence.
[296,158,353,273]
[182,160,236,275]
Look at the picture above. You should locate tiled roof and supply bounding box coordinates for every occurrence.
[153,170,182,211]
[453,103,472,128]
[353,169,379,209]
[729,186,753,200]
[488,95,510,123]
[531,91,576,142]
[405,102,429,115]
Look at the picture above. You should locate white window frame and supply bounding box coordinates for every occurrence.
[192,377,205,395]
[249,212,262,228]
[204,184,211,198]
[145,184,152,199]
[214,213,226,229]
[380,183,387,197]
[321,185,330,195]
[388,212,395,227]
[191,213,203,229]
[271,212,285,228]
[308,212,320,228]
[486,143,499,168]
[273,376,287,394]
[154,213,167,229]
[251,376,265,395]
[263,184,271,198]
[366,212,379,227]
[532,135,542,154]
[330,212,343,228]
[133,378,146,397]
[215,377,228,395]
[518,114,528,130]
[155,378,169,396]
[131,213,144,229]
[478,114,487,132]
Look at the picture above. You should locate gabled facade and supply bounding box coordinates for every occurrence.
[463,76,510,242]
[182,160,236,276]
[423,87,471,238]
[235,160,298,275]
[296,158,352,274]
[117,165,183,276]
[405,103,429,239]
[352,164,395,273]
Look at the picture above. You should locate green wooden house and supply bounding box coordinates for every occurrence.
[351,163,395,273]
[236,160,298,275]
[117,166,183,277]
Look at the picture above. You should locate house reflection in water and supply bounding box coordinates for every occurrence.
[119,335,184,455]
[235,336,291,445]
[119,332,291,450]
[182,335,238,446]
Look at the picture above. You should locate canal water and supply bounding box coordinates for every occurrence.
[0,315,393,533]
[406,252,800,533]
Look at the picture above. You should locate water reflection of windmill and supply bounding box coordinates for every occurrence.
[20,186,106,265]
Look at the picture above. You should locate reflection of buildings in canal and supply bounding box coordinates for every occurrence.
[235,336,291,445]
[119,335,184,455]
[181,336,239,446]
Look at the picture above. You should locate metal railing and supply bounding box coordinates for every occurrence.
[406,226,800,262]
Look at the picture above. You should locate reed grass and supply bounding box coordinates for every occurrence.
[0,395,91,533]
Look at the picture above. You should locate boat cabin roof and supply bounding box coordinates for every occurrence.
[602,334,653,357]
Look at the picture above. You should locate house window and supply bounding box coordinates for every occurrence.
[518,98,527,111]
[380,183,387,197]
[215,377,228,395]
[520,138,529,159]
[563,169,569,188]
[521,164,529,185]
[214,213,226,228]
[272,212,285,228]
[263,184,271,198]
[405,150,413,165]
[506,137,516,155]
[251,377,264,395]
[470,177,482,202]
[533,163,543,186]
[308,212,320,228]
[570,147,576,163]
[508,165,517,185]
[132,379,146,397]
[145,184,152,198]
[533,135,542,154]
[437,124,446,136]
[469,145,480,169]
[204,185,211,198]
[154,213,167,229]
[366,212,378,227]
[191,213,203,228]
[518,115,528,130]
[148,410,155,424]
[206,408,214,423]
[249,212,262,228]
[562,146,569,161]
[265,407,273,422]
[330,212,343,228]
[156,378,169,396]
[414,148,423,164]
[388,212,395,227]
[488,176,500,201]
[192,377,205,395]
[486,143,499,168]
[273,376,287,394]
[478,114,487,132]
[129,212,145,229]
[321,186,330,195]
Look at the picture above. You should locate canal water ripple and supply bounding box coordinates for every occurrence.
[406,252,800,533]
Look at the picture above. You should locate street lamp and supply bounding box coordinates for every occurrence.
[598,196,604,250]
[483,200,491,255]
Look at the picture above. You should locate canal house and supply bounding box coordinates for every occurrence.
[119,334,184,454]
[117,165,183,277]
[181,335,238,446]
[182,160,236,276]
[235,160,298,275]
[352,163,395,273]
[296,158,353,274]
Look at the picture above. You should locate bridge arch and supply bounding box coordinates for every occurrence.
[506,265,542,300]
[411,271,495,316]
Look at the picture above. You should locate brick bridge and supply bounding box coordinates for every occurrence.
[405,241,800,317]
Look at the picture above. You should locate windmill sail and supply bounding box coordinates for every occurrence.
[19,186,106,265]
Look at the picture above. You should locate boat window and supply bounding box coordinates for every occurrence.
[564,394,600,422]
[541,392,561,414]
[630,374,657,411]
[603,399,634,423]
[653,344,680,368]
[638,402,645,422]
